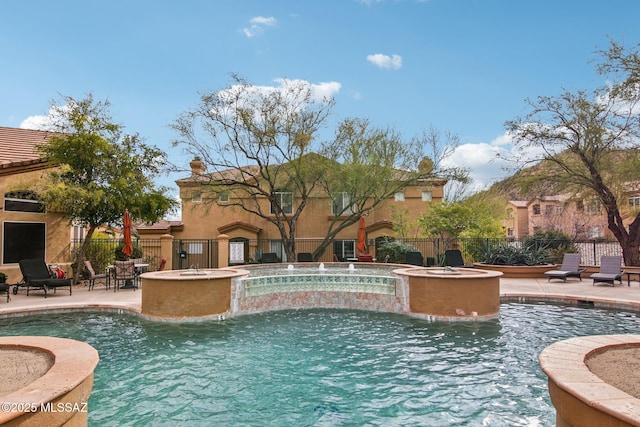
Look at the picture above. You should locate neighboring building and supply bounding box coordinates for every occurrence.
[163,157,446,262]
[503,201,529,238]
[0,126,74,282]
[504,194,614,239]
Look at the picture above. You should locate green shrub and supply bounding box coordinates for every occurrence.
[377,241,418,263]
[114,241,144,261]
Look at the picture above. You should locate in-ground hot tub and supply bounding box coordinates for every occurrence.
[141,268,249,320]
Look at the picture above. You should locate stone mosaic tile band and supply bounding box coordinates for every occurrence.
[241,274,397,297]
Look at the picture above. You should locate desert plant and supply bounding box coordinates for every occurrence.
[477,241,550,266]
[522,230,578,264]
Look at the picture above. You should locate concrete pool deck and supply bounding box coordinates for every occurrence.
[1,276,640,315]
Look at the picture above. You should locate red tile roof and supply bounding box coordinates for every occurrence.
[0,126,54,169]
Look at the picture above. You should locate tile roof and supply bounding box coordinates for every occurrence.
[0,126,54,169]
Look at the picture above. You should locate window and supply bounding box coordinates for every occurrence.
[532,204,540,215]
[191,191,202,203]
[229,240,246,264]
[421,191,432,202]
[506,208,514,218]
[394,192,405,202]
[332,192,353,215]
[556,206,563,214]
[545,205,554,215]
[630,195,640,207]
[588,226,602,239]
[271,192,293,214]
[219,192,229,203]
[507,228,514,237]
[586,199,601,214]
[3,222,46,264]
[333,240,355,261]
[4,191,44,213]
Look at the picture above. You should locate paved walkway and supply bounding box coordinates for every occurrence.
[1,276,640,316]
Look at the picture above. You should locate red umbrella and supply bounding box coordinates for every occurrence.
[122,210,133,258]
[356,216,367,254]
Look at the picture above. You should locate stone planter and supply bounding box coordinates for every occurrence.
[473,263,556,279]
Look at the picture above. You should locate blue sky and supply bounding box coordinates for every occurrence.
[2,0,639,213]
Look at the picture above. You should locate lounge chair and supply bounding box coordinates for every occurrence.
[113,260,138,291]
[591,256,625,286]
[405,251,424,266]
[544,253,585,282]
[262,253,279,263]
[84,260,108,290]
[443,249,471,267]
[18,259,72,298]
[297,252,313,262]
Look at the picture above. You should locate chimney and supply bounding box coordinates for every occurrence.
[189,157,206,176]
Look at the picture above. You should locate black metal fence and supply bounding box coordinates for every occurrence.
[74,237,625,271]
[71,238,163,276]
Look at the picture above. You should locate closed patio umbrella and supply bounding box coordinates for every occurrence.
[122,210,133,258]
[356,216,367,254]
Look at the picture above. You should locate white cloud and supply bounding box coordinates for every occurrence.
[243,16,277,38]
[367,53,402,70]
[222,78,340,103]
[20,105,70,131]
[250,16,277,26]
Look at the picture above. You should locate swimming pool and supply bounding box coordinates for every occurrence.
[1,303,638,426]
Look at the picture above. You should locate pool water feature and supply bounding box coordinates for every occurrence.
[1,303,639,425]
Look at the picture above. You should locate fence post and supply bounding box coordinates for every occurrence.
[218,234,229,268]
[160,234,174,270]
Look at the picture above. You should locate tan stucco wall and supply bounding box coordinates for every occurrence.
[407,270,500,318]
[0,166,73,283]
[141,275,232,318]
[176,180,445,242]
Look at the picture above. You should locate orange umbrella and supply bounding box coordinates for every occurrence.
[122,210,133,258]
[356,216,367,254]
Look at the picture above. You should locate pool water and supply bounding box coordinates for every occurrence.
[1,304,639,426]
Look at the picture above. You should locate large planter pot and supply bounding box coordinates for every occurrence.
[473,263,556,279]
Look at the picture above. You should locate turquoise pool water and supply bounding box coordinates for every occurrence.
[1,303,639,426]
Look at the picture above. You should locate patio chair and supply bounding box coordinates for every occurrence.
[544,253,586,282]
[113,260,138,291]
[405,251,424,266]
[84,260,108,290]
[18,259,72,298]
[443,249,471,267]
[262,253,279,263]
[590,255,625,286]
[297,252,314,262]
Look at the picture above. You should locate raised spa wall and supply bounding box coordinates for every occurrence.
[140,265,502,321]
[0,336,99,427]
[539,335,640,427]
